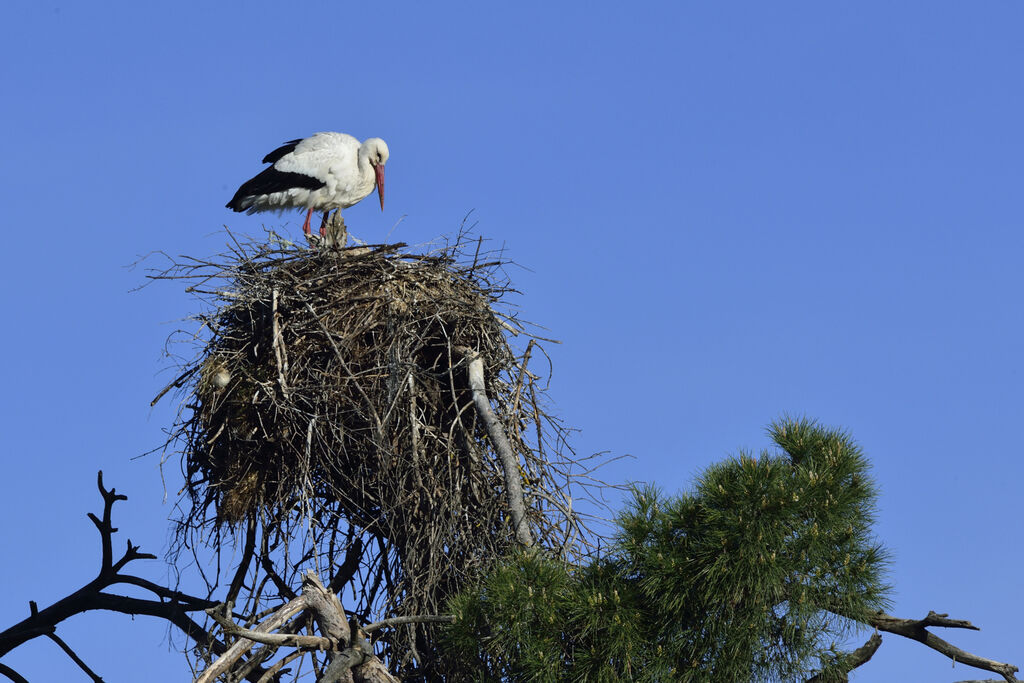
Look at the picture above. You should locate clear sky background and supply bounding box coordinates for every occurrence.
[1,2,1021,681]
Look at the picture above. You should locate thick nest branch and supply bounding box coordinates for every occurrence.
[151,230,602,678]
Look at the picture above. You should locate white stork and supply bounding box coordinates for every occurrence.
[226,132,389,236]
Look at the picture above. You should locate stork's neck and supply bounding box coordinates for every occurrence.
[357,144,376,182]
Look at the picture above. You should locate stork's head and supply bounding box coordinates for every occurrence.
[363,137,389,211]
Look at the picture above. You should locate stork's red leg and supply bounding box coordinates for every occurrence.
[319,210,331,237]
[302,209,314,236]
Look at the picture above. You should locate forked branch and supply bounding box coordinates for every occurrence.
[0,472,221,676]
[867,611,1018,682]
[197,570,403,683]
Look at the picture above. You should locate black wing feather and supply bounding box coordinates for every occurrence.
[226,167,326,211]
[261,138,305,164]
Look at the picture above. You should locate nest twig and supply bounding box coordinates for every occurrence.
[150,227,604,679]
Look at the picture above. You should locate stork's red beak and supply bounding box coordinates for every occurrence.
[375,163,385,211]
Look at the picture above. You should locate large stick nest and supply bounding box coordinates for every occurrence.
[152,229,595,678]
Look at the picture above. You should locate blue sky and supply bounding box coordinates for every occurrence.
[1,2,1021,680]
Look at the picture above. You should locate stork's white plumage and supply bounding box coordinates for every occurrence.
[227,132,389,236]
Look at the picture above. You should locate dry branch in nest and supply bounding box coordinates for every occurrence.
[151,225,598,678]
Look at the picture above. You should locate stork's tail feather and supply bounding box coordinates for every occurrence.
[225,195,250,212]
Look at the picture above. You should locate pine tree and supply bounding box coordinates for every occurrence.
[443,418,890,682]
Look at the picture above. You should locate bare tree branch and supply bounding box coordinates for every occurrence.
[462,349,534,547]
[328,539,364,595]
[0,663,30,683]
[867,611,1018,682]
[0,472,219,660]
[350,656,400,683]
[196,597,307,683]
[208,619,332,649]
[86,471,128,577]
[303,571,350,646]
[806,631,882,682]
[197,569,404,683]
[363,615,455,634]
[318,618,377,683]
[226,516,257,607]
[255,649,304,683]
[46,632,105,682]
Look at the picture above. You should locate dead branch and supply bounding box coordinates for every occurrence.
[0,663,29,683]
[0,472,219,667]
[351,656,399,683]
[255,650,304,683]
[196,569,403,683]
[868,611,1018,682]
[45,632,104,683]
[363,615,456,634]
[196,597,307,683]
[208,619,331,650]
[462,349,534,547]
[303,571,351,646]
[805,631,882,682]
[226,517,257,607]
